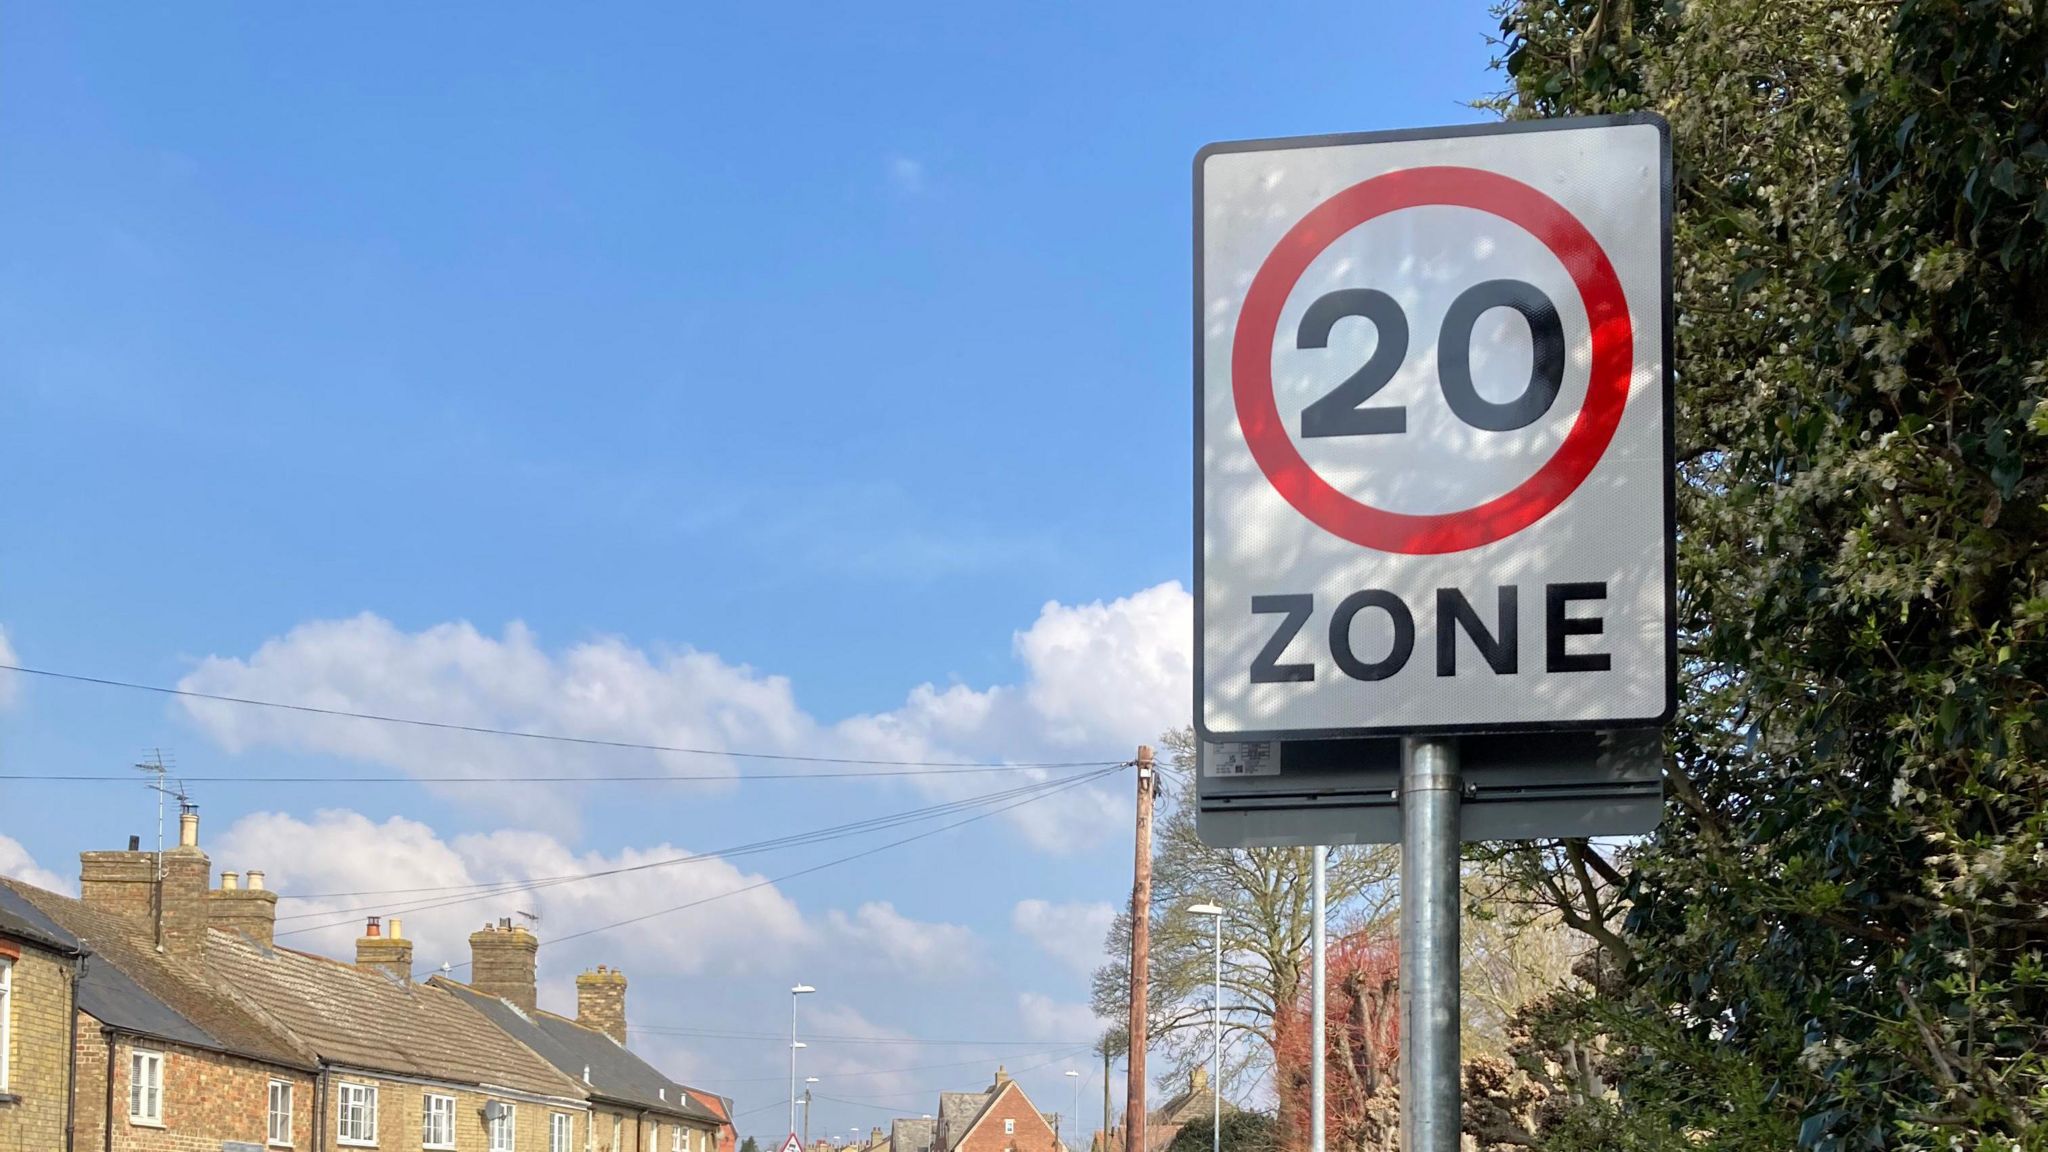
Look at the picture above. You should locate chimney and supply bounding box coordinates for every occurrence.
[872,1129,885,1147]
[82,812,211,963]
[79,850,157,923]
[208,866,281,947]
[357,915,415,984]
[469,919,538,1011]
[575,964,628,1044]
[154,805,212,962]
[993,1065,1010,1089]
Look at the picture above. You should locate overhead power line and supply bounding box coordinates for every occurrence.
[0,662,1123,771]
[678,1046,1090,1085]
[0,765,1119,784]
[279,772,1102,903]
[416,764,1118,974]
[270,771,1109,936]
[626,1026,1095,1047]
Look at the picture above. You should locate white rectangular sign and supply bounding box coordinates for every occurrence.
[1196,116,1674,740]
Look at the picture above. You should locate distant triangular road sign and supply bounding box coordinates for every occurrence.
[781,1134,803,1152]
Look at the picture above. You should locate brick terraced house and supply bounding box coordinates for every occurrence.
[904,1068,1065,1152]
[0,813,736,1152]
[437,954,723,1152]
[0,879,86,1151]
[2,811,323,1152]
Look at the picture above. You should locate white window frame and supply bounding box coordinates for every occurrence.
[0,957,12,1093]
[336,1081,378,1147]
[268,1078,294,1146]
[673,1126,685,1152]
[650,1122,661,1152]
[488,1101,516,1152]
[551,1111,575,1152]
[128,1048,164,1125]
[422,1093,456,1150]
[614,1116,625,1151]
[1003,1120,1016,1136]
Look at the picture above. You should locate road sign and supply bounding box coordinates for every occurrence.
[782,1135,803,1152]
[1196,114,1674,741]
[1196,728,1662,847]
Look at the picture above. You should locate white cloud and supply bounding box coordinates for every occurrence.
[887,156,927,195]
[1017,992,1106,1044]
[211,808,808,985]
[175,582,1193,854]
[1016,585,1192,748]
[0,834,74,894]
[0,625,19,709]
[1012,899,1116,975]
[825,901,979,976]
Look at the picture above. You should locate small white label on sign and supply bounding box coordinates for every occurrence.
[1205,742,1282,777]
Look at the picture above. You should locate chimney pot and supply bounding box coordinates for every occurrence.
[575,964,629,1045]
[128,835,141,851]
[178,809,200,848]
[470,923,539,1012]
[205,866,278,947]
[356,915,414,983]
[388,917,403,941]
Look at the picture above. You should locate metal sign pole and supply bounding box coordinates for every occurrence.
[1399,737,1461,1152]
[1310,845,1326,1152]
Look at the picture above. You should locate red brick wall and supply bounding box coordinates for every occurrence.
[956,1085,1060,1152]
[72,1020,315,1152]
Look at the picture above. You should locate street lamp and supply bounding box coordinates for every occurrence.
[801,1079,820,1146]
[1065,1069,1081,1152]
[1188,904,1225,1152]
[791,984,817,1137]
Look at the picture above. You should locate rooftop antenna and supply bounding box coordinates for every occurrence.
[515,909,541,927]
[133,749,189,952]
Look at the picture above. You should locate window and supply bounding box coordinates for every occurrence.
[614,1116,624,1151]
[673,1127,685,1152]
[336,1081,377,1146]
[650,1123,660,1152]
[1003,1120,1016,1136]
[269,1079,294,1146]
[422,1094,455,1149]
[487,1101,516,1151]
[128,1049,164,1124]
[0,957,11,1093]
[552,1112,575,1152]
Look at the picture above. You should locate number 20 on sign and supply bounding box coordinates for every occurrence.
[1195,115,1676,741]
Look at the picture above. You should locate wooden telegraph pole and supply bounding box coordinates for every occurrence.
[1126,745,1156,1152]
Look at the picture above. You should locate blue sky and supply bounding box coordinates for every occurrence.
[0,2,1495,1140]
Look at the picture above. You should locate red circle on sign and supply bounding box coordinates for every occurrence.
[1231,165,1634,554]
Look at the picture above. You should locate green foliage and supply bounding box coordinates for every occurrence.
[1487,0,2048,1148]
[1164,1111,1277,1152]
[742,1136,762,1152]
[1094,729,1397,1121]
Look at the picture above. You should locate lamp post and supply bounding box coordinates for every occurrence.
[1187,904,1225,1152]
[791,984,817,1137]
[1065,1069,1081,1152]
